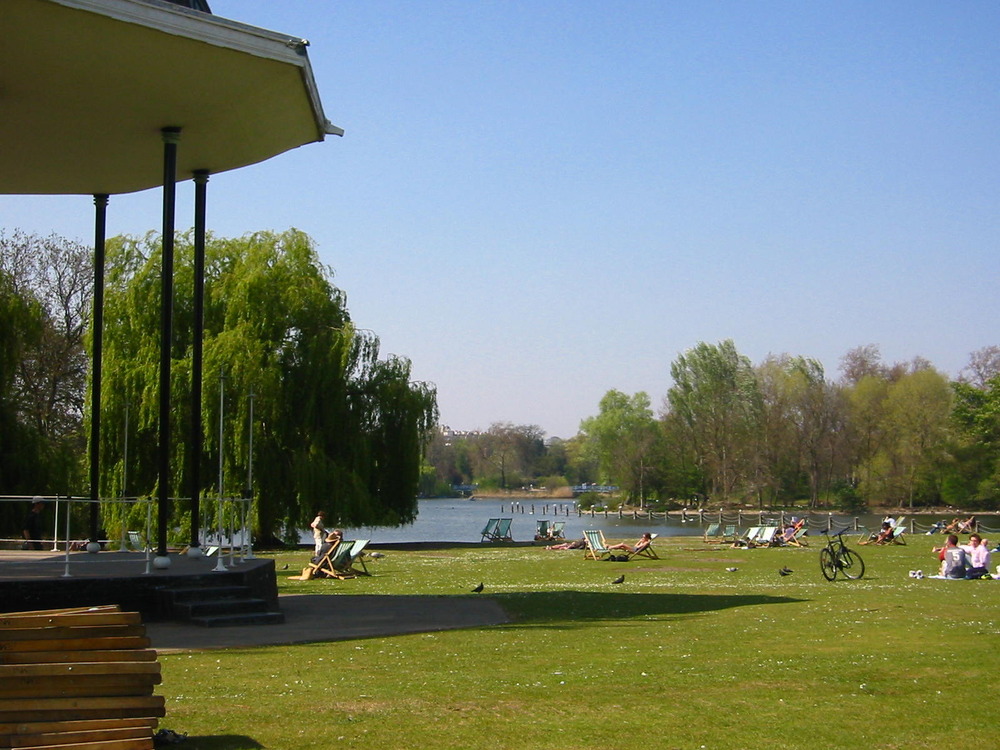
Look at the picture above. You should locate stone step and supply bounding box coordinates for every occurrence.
[173,597,271,618]
[161,584,252,603]
[188,610,286,627]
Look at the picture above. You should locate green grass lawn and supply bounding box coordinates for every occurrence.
[158,535,999,749]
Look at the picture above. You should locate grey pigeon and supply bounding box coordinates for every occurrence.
[280,563,289,570]
[612,574,625,584]
[725,567,738,572]
[472,582,484,593]
[369,551,386,559]
[779,568,792,576]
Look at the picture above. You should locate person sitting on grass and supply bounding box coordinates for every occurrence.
[932,534,968,579]
[960,534,991,579]
[607,532,653,556]
[545,538,586,550]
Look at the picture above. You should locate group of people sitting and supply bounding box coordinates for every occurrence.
[932,533,993,579]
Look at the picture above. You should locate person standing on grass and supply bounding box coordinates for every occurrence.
[21,499,45,550]
[310,511,327,556]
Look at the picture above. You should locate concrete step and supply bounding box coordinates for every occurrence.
[162,584,252,602]
[189,610,286,627]
[174,597,271,618]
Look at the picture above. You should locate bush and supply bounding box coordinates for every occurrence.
[832,480,866,513]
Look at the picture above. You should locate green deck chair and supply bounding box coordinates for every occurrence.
[493,518,513,541]
[480,518,501,542]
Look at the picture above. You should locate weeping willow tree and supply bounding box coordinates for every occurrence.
[94,228,437,543]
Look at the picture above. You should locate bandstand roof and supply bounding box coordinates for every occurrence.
[0,0,341,195]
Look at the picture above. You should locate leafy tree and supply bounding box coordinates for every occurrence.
[96,229,437,543]
[666,340,760,501]
[475,422,543,490]
[0,231,89,495]
[579,390,660,504]
[945,375,1000,507]
[0,267,46,503]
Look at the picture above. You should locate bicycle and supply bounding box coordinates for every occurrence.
[820,528,866,581]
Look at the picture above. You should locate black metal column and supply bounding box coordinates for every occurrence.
[89,194,109,547]
[189,170,209,551]
[157,127,181,561]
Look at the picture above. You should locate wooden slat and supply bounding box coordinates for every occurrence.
[0,612,142,629]
[9,725,153,748]
[13,738,153,750]
[0,636,151,653]
[0,695,165,723]
[0,676,161,699]
[0,718,157,735]
[0,662,160,678]
[0,649,158,665]
[0,606,122,618]
[0,625,147,642]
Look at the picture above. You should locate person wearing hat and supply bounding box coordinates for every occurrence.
[22,498,45,550]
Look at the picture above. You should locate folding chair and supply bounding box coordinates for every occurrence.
[480,518,501,542]
[583,529,613,560]
[492,518,513,542]
[348,539,371,575]
[733,527,762,547]
[751,527,778,547]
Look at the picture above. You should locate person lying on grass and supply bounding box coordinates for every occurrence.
[545,538,586,550]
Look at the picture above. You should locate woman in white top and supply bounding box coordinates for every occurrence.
[310,511,327,555]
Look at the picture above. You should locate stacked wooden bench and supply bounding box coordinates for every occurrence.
[0,605,164,750]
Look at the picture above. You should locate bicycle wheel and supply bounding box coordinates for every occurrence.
[838,548,866,580]
[820,547,838,581]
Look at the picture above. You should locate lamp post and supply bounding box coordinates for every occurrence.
[214,367,227,572]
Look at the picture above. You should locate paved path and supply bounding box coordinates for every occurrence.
[145,594,510,651]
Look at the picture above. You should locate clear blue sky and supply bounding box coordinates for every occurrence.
[4,1,998,438]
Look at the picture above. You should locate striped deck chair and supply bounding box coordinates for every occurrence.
[733,527,762,547]
[785,527,809,547]
[348,539,371,575]
[703,523,721,543]
[550,521,566,540]
[583,529,613,560]
[311,539,356,579]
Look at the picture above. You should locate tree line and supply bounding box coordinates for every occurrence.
[0,229,437,544]
[425,340,1000,511]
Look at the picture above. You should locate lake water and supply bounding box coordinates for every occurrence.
[305,498,910,545]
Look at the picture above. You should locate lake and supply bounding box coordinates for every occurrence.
[306,498,920,545]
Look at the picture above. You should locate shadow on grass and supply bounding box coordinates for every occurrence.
[179,735,263,750]
[493,589,802,626]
